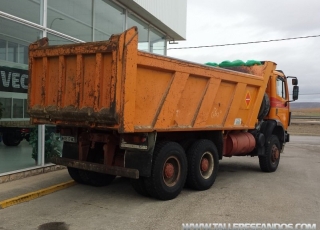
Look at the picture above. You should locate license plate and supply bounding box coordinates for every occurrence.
[61,135,77,143]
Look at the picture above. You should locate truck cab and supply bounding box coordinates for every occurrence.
[265,70,299,142]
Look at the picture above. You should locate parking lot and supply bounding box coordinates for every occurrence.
[0,136,319,230]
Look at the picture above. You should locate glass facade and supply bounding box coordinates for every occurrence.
[0,0,168,175]
[48,0,93,41]
[150,28,166,55]
[127,13,149,51]
[94,0,124,41]
[0,0,41,24]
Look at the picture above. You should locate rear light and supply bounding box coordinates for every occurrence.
[120,134,148,150]
[122,134,147,144]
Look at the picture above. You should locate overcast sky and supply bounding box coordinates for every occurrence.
[167,0,320,103]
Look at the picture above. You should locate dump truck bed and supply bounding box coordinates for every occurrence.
[28,27,276,133]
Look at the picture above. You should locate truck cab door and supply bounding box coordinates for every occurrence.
[269,76,290,130]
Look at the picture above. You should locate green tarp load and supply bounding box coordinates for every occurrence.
[205,60,262,67]
[204,62,218,67]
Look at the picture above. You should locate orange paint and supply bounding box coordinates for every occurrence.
[28,27,277,133]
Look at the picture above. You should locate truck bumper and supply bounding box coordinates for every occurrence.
[285,132,290,143]
[51,157,139,179]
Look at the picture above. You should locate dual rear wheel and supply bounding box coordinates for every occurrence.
[64,139,219,200]
[67,167,116,187]
[131,139,219,200]
[63,142,116,187]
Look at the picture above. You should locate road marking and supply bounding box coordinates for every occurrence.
[0,180,76,209]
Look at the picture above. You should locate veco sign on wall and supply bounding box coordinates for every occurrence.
[0,66,28,94]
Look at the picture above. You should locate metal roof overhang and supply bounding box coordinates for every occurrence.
[116,0,185,41]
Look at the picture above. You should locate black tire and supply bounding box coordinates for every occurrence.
[84,142,116,187]
[259,135,281,172]
[258,93,270,120]
[63,142,115,186]
[83,171,116,187]
[144,142,187,200]
[179,138,196,152]
[63,143,88,184]
[131,177,149,197]
[186,139,219,190]
[2,133,21,146]
[67,167,86,184]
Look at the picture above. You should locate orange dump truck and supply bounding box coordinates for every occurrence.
[28,27,299,200]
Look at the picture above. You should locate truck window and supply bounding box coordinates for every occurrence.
[276,77,286,99]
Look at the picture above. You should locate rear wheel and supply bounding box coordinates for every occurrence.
[84,171,116,187]
[63,142,115,186]
[186,139,219,190]
[131,177,149,197]
[259,135,281,172]
[67,167,86,184]
[179,138,196,152]
[144,142,187,200]
[63,143,86,184]
[83,142,116,186]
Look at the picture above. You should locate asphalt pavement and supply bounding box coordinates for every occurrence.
[0,136,319,230]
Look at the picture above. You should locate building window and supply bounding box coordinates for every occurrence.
[24,98,29,118]
[0,40,28,65]
[0,98,12,118]
[0,39,6,61]
[12,98,23,118]
[94,0,125,41]
[127,13,149,51]
[150,28,166,55]
[0,0,40,24]
[7,42,18,63]
[18,45,28,65]
[48,0,93,42]
[0,18,42,66]
[0,98,29,119]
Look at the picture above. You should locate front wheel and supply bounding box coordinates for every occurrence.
[259,135,281,172]
[2,132,21,146]
[144,142,187,200]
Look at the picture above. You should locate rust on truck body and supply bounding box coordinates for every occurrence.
[28,27,276,133]
[50,157,139,179]
[27,27,298,201]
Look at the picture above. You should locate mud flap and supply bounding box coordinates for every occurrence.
[125,150,153,177]
[124,132,156,177]
[260,120,276,140]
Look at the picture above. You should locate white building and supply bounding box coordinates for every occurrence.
[0,0,187,174]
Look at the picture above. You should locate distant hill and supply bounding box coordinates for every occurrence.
[290,102,320,109]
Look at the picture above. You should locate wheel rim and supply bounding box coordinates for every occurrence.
[199,151,214,179]
[271,144,280,164]
[162,156,181,187]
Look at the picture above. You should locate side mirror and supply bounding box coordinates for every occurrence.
[292,78,298,85]
[292,85,299,101]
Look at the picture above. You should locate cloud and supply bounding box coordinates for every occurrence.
[167,0,320,102]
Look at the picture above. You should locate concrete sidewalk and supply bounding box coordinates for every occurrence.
[0,169,72,202]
